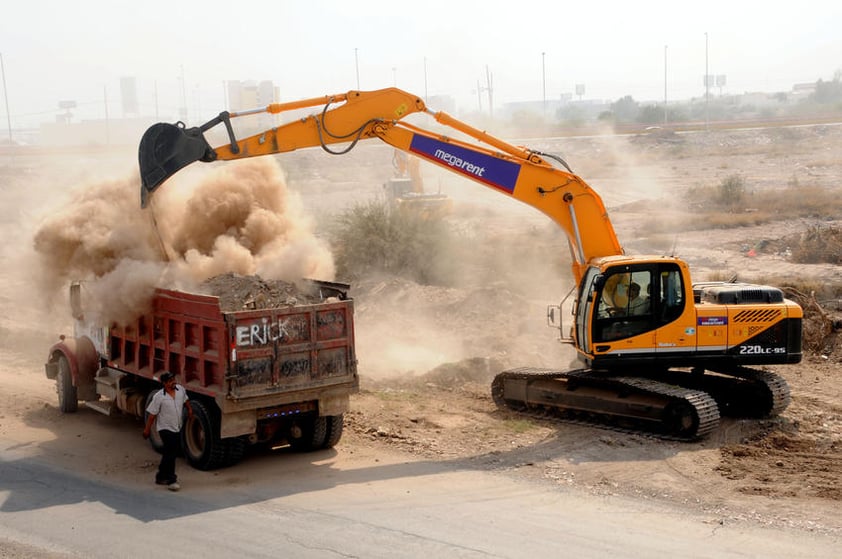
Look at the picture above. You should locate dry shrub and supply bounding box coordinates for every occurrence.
[637,183,842,236]
[694,211,771,229]
[789,225,842,265]
[784,287,841,355]
[761,185,839,217]
[635,211,772,235]
[328,199,461,285]
[717,174,746,209]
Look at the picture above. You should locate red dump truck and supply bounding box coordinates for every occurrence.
[45,278,358,470]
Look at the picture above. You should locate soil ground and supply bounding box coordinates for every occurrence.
[1,123,841,540]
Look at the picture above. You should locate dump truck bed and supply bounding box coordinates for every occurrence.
[106,285,358,406]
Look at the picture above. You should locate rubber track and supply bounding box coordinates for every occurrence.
[639,366,792,419]
[492,367,720,440]
[709,366,791,417]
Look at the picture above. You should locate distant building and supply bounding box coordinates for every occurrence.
[120,77,139,117]
[737,92,790,109]
[226,80,279,111]
[792,82,817,95]
[40,117,154,147]
[226,80,280,132]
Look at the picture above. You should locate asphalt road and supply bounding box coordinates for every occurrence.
[1,443,838,559]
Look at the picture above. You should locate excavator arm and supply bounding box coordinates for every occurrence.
[138,87,623,283]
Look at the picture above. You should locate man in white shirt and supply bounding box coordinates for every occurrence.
[627,282,650,315]
[143,371,193,491]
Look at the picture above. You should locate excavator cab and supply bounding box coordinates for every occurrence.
[574,259,693,366]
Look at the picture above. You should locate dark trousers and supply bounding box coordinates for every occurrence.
[156,429,181,484]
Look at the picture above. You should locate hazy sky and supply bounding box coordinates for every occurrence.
[2,0,840,127]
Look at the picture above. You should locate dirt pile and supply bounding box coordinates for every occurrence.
[200,273,327,311]
[718,405,842,500]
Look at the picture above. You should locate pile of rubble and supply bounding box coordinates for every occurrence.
[201,273,325,311]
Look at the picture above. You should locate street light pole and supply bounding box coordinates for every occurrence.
[424,57,428,103]
[541,51,546,118]
[103,85,110,146]
[354,48,360,89]
[179,64,188,121]
[705,32,709,131]
[0,52,12,145]
[664,45,668,125]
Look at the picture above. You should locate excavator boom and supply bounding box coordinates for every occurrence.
[138,88,623,283]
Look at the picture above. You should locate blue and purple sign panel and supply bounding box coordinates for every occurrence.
[409,135,521,194]
[698,316,728,326]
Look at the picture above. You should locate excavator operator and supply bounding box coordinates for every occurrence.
[627,282,650,315]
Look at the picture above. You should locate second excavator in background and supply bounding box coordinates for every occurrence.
[383,150,452,219]
[138,87,801,440]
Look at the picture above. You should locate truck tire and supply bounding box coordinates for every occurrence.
[289,415,328,452]
[322,414,344,449]
[143,390,165,454]
[56,356,78,413]
[222,437,247,468]
[183,400,242,470]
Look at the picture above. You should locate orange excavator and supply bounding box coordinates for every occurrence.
[384,150,452,219]
[139,87,800,439]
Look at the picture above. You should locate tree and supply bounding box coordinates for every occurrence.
[610,96,640,123]
[637,104,662,124]
[811,78,842,104]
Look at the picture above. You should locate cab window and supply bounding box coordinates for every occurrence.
[594,269,654,342]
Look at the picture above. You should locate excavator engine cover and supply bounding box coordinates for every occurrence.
[138,122,216,207]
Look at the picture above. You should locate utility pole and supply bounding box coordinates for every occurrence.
[180,64,188,121]
[423,57,428,103]
[103,85,110,145]
[664,45,668,125]
[354,48,360,90]
[542,52,546,118]
[705,32,709,131]
[485,65,493,119]
[0,52,12,145]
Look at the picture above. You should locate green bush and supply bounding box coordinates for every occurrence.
[327,199,459,285]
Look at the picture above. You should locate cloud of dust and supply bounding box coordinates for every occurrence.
[352,275,577,382]
[32,157,334,326]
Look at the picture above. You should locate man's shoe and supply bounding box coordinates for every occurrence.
[155,479,169,486]
[168,482,181,492]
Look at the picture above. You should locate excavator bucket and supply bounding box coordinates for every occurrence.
[138,122,215,207]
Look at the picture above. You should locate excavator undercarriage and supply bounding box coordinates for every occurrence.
[492,366,790,440]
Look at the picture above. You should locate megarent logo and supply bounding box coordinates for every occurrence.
[433,148,486,178]
[409,135,520,193]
